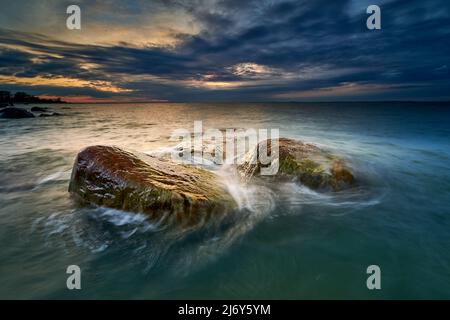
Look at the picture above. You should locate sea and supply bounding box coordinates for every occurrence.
[0,102,449,299]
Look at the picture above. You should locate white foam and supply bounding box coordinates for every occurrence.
[98,209,148,226]
[217,165,275,213]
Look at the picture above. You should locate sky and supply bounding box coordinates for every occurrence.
[0,0,449,102]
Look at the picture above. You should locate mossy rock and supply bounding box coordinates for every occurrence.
[237,138,355,191]
[69,146,236,224]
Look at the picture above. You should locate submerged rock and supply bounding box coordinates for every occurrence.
[31,106,49,112]
[237,138,355,191]
[0,107,35,119]
[69,146,236,223]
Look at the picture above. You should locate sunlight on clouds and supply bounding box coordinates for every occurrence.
[79,63,101,71]
[119,74,247,90]
[230,63,276,77]
[0,44,65,59]
[185,63,341,90]
[59,22,200,48]
[274,82,403,99]
[181,63,299,90]
[229,62,297,80]
[227,63,352,82]
[1,5,201,48]
[30,57,51,64]
[0,75,132,93]
[186,80,247,89]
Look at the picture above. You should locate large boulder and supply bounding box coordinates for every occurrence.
[69,146,236,223]
[0,107,35,119]
[237,138,355,191]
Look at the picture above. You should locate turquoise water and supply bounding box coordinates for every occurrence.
[0,102,449,299]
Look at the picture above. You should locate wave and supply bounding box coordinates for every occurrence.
[36,170,71,186]
[29,145,384,277]
[0,170,72,193]
[94,209,148,227]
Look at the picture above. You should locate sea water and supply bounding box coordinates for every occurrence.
[0,102,449,299]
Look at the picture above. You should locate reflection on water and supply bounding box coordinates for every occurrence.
[0,102,450,299]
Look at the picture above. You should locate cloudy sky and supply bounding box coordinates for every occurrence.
[0,0,449,102]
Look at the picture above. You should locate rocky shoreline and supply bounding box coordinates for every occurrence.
[0,106,64,119]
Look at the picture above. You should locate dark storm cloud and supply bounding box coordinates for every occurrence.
[0,0,449,101]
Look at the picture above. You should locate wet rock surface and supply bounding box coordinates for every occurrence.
[69,146,236,223]
[238,138,355,191]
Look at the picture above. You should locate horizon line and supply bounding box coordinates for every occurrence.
[41,100,450,104]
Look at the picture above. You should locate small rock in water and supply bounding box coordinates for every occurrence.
[31,106,49,112]
[0,107,35,119]
[237,138,355,191]
[69,146,236,224]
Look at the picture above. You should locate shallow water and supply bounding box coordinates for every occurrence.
[0,102,450,299]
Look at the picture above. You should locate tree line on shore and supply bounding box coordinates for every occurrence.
[0,91,66,104]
